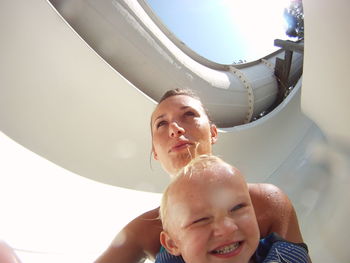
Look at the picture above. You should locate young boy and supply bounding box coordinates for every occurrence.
[156,155,310,263]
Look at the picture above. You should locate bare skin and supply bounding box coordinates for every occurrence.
[95,93,303,263]
[0,240,22,263]
[96,208,162,263]
[160,158,260,263]
[95,183,302,263]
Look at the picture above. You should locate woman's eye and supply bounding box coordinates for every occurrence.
[184,111,196,117]
[230,204,245,212]
[156,120,167,129]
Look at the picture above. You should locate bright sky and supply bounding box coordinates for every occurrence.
[147,0,292,64]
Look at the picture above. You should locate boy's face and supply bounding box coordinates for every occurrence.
[161,164,259,263]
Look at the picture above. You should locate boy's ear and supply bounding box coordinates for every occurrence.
[160,231,181,256]
[210,124,218,144]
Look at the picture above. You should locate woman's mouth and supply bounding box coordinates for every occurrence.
[169,142,193,152]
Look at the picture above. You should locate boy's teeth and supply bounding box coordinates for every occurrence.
[213,242,239,254]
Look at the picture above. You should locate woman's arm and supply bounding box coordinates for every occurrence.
[0,240,22,263]
[248,183,303,243]
[94,207,163,263]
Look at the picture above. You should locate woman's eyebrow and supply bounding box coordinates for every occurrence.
[154,114,166,123]
[180,106,190,110]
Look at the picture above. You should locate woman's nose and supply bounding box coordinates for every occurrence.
[212,217,238,237]
[169,122,185,138]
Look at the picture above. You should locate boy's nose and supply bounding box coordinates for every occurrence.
[212,217,238,237]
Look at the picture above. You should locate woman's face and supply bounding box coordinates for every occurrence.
[151,95,217,176]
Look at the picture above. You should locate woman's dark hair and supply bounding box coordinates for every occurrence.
[159,88,199,103]
[158,88,211,122]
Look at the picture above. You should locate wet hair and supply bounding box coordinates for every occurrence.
[160,155,234,231]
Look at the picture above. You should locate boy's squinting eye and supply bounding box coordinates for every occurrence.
[192,217,209,224]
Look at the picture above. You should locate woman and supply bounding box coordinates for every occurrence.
[94,89,303,263]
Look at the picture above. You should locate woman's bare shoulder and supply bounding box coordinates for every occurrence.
[248,183,284,198]
[125,207,163,253]
[94,207,163,263]
[127,207,161,226]
[247,183,303,242]
[247,183,291,217]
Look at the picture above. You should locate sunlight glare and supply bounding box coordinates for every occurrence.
[220,0,291,60]
[0,132,161,263]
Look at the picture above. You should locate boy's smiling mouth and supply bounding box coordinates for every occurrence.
[210,241,243,257]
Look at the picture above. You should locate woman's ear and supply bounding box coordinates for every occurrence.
[152,146,158,160]
[210,124,218,144]
[160,231,181,256]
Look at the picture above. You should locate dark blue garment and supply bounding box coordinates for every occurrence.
[255,232,309,263]
[155,246,185,263]
[155,233,310,263]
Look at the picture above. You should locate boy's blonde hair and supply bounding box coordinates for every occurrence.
[160,155,233,231]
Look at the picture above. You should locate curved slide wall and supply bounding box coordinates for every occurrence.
[48,0,303,127]
[0,0,349,263]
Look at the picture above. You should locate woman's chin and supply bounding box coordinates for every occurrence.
[168,154,193,174]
